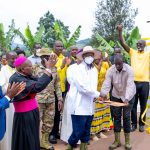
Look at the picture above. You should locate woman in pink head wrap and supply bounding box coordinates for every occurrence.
[9,55,57,150]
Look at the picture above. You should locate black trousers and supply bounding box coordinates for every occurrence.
[131,82,149,126]
[111,96,134,133]
[50,92,66,136]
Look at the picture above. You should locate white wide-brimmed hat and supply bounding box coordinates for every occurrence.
[76,46,98,60]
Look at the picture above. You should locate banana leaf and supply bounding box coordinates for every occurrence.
[66,25,81,49]
[25,25,34,49]
[14,29,29,49]
[54,21,81,50]
[34,24,45,43]
[5,20,16,50]
[54,21,67,47]
[95,33,113,54]
[0,23,7,51]
[126,26,141,49]
[108,40,115,47]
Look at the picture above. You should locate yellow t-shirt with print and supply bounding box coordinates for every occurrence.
[129,48,150,82]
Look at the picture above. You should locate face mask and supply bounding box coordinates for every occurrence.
[84,56,94,65]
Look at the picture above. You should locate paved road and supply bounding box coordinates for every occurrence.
[54,129,150,150]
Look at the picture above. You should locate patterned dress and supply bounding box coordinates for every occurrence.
[91,62,111,135]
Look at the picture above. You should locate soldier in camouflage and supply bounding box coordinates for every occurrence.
[34,48,63,150]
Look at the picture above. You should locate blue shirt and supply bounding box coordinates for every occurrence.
[0,86,9,140]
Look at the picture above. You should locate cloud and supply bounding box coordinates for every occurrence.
[0,0,150,44]
[0,0,97,41]
[133,0,150,37]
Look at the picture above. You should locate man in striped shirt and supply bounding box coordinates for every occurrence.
[100,54,136,150]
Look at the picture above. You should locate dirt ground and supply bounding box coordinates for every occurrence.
[54,128,150,150]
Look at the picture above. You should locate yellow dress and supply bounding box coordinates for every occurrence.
[91,62,111,134]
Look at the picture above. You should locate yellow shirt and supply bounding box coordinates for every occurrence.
[129,48,150,82]
[55,53,67,92]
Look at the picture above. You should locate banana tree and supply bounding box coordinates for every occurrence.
[0,20,17,52]
[0,23,6,52]
[95,32,114,55]
[95,32,129,63]
[16,24,45,53]
[54,21,81,50]
[126,26,141,49]
[119,26,141,63]
[95,26,141,64]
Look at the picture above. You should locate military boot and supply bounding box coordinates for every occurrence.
[40,133,55,150]
[80,142,88,150]
[109,132,121,150]
[66,144,74,150]
[124,133,132,150]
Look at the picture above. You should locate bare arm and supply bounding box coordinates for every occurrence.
[117,24,130,53]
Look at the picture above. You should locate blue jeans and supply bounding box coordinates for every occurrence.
[68,115,93,147]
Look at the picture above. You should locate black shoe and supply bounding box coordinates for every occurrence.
[131,125,137,132]
[139,126,144,132]
[49,135,57,144]
[50,146,55,150]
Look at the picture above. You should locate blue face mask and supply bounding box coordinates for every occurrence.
[84,56,94,65]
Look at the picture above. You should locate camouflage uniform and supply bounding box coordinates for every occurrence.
[34,65,63,134]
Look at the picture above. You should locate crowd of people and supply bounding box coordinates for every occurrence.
[0,24,150,150]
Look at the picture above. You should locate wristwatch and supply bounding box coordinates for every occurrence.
[45,68,52,74]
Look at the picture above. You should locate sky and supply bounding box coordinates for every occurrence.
[0,0,150,43]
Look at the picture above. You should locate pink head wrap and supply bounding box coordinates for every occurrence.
[14,56,27,67]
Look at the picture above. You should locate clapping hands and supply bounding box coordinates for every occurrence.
[61,57,71,69]
[6,82,26,100]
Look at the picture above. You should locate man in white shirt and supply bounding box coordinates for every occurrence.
[66,46,100,150]
[28,43,41,66]
[61,49,82,144]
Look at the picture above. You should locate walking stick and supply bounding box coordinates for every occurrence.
[98,99,129,107]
